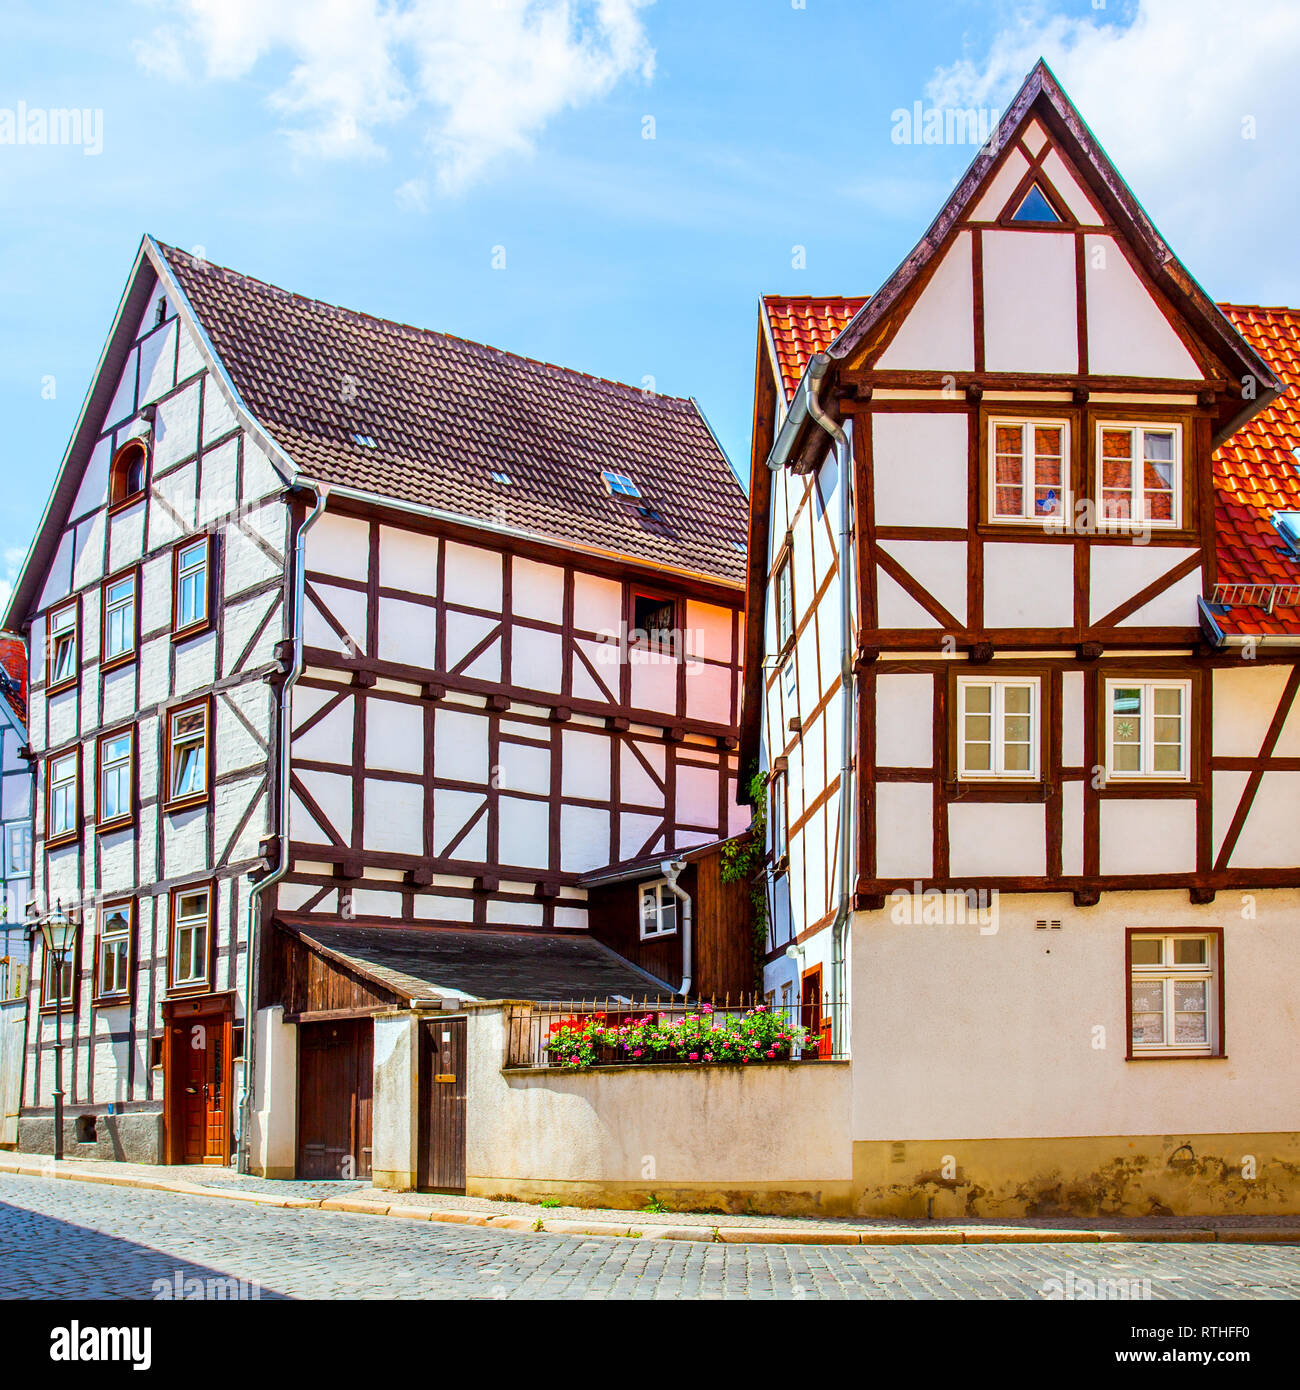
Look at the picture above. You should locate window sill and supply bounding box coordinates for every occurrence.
[96,816,135,836]
[164,793,210,814]
[107,493,146,518]
[44,830,80,851]
[100,651,137,675]
[38,1003,75,1016]
[638,930,678,943]
[1126,1051,1225,1061]
[46,677,78,698]
[93,994,130,1009]
[166,981,212,999]
[171,620,212,645]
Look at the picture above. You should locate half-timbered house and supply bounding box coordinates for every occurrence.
[744,62,1300,1215]
[4,240,750,1175]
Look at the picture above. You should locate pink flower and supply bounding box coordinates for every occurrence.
[702,1004,714,1014]
[633,1049,643,1058]
[767,1049,776,1058]
[703,1053,713,1062]
[688,1052,699,1061]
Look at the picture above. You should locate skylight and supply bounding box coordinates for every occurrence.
[1011,184,1061,223]
[1274,511,1300,557]
[352,433,376,448]
[602,471,641,498]
[490,469,512,485]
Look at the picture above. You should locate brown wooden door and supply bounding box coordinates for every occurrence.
[297,1019,373,1180]
[418,1018,467,1193]
[173,1018,229,1164]
[800,965,824,1059]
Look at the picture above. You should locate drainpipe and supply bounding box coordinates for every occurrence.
[802,358,855,1053]
[237,482,328,1173]
[662,859,692,997]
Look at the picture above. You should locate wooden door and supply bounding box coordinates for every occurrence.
[418,1018,467,1193]
[800,964,825,1058]
[297,1019,373,1180]
[172,1016,229,1165]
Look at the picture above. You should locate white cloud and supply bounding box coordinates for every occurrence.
[923,0,1300,296]
[135,0,655,188]
[0,546,28,623]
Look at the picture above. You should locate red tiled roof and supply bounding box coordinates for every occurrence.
[0,635,26,721]
[760,296,1300,638]
[1211,305,1300,636]
[157,244,747,586]
[763,296,865,403]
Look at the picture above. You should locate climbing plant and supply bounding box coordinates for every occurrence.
[720,768,770,996]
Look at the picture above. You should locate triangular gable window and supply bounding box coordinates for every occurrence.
[1010,183,1061,223]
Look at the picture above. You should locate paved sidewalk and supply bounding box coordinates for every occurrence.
[3,1151,1298,1246]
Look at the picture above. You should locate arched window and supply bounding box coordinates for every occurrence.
[109,440,147,508]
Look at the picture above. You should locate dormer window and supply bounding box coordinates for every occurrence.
[109,439,148,510]
[1272,511,1300,558]
[602,471,641,498]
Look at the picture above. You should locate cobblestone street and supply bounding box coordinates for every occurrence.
[2,1175,1299,1301]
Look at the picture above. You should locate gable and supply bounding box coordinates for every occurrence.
[852,103,1210,383]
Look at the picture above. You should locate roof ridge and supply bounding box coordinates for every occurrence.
[1218,301,1300,316]
[152,239,699,410]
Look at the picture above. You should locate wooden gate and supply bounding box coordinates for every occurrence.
[418,1017,467,1193]
[297,1018,373,1180]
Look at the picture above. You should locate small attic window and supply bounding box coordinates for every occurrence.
[1273,511,1300,557]
[154,297,167,327]
[490,469,512,485]
[109,440,148,510]
[352,433,376,448]
[1010,183,1062,223]
[730,540,747,554]
[602,471,641,498]
[637,503,665,522]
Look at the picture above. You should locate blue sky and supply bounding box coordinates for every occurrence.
[2,0,1297,611]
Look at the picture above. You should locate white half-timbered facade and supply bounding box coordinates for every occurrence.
[4,238,750,1175]
[744,63,1300,1215]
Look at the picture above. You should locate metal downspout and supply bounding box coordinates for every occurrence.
[237,483,328,1174]
[803,366,854,1054]
[662,860,692,997]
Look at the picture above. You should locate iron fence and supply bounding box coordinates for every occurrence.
[505,995,848,1070]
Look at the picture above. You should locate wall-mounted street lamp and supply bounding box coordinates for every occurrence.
[35,902,78,1162]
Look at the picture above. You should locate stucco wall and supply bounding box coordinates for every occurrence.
[464,1007,852,1215]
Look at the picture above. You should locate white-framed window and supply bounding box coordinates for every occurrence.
[1130,932,1217,1056]
[98,731,133,827]
[167,703,209,804]
[602,471,641,498]
[776,556,794,648]
[770,769,788,863]
[48,603,78,689]
[638,879,678,940]
[3,821,31,877]
[957,677,1040,779]
[171,888,211,988]
[97,904,132,999]
[102,573,136,662]
[1098,423,1181,528]
[174,539,210,633]
[1106,680,1190,780]
[990,419,1069,522]
[47,753,78,841]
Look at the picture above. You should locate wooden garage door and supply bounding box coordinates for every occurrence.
[298,1019,373,1180]
[418,1017,467,1193]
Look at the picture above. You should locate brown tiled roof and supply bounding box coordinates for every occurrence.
[156,243,747,585]
[0,635,26,722]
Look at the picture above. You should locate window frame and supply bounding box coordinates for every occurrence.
[95,725,136,833]
[164,697,212,811]
[171,535,213,641]
[954,675,1043,782]
[46,601,80,695]
[168,883,215,995]
[2,820,32,877]
[1126,929,1223,1060]
[775,552,795,652]
[627,587,679,656]
[44,746,81,849]
[1095,421,1183,531]
[987,417,1072,525]
[638,878,678,941]
[39,938,77,1013]
[770,768,789,870]
[100,567,139,671]
[93,898,135,1005]
[108,438,149,513]
[1103,678,1193,783]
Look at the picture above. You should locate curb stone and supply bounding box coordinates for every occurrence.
[2,1160,1297,1246]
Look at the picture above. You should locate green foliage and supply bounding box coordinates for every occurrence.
[642,1195,669,1214]
[539,1197,562,1209]
[720,768,770,994]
